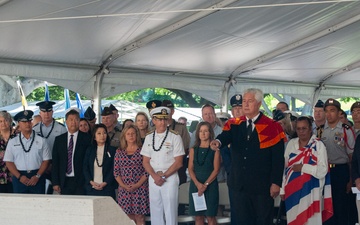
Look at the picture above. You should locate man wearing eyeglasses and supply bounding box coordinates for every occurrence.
[141,106,185,225]
[33,100,67,193]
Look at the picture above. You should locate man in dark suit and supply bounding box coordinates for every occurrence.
[52,108,91,195]
[211,88,286,225]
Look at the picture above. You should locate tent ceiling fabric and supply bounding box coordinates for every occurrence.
[0,0,360,105]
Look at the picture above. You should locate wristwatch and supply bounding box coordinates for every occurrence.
[35,174,41,178]
[161,175,166,180]
[205,182,209,186]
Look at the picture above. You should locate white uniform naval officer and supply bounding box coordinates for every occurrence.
[141,106,185,225]
[4,110,51,194]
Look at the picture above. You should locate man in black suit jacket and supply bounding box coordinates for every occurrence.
[211,88,286,225]
[52,108,91,195]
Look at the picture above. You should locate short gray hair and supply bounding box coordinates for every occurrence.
[243,88,263,103]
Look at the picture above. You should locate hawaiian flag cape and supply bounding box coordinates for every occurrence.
[223,113,286,149]
[284,138,333,225]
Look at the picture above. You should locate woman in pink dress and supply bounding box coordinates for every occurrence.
[114,125,149,225]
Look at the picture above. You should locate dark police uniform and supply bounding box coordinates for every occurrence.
[101,107,121,148]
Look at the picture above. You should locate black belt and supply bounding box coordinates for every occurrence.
[329,163,347,169]
[18,170,38,174]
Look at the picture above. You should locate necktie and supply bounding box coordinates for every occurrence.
[247,119,253,140]
[67,134,74,174]
[316,125,324,138]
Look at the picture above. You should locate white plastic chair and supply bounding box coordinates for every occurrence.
[178,182,196,224]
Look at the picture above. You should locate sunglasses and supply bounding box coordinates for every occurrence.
[40,108,53,112]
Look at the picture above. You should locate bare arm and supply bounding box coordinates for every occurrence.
[204,149,221,185]
[27,160,50,186]
[199,150,221,196]
[163,155,183,178]
[6,161,21,179]
[188,148,200,185]
[6,162,30,185]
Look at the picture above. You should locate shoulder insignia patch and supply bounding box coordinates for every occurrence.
[10,133,18,139]
[170,129,179,135]
[56,121,65,127]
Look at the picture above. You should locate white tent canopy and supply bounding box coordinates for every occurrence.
[1,0,360,108]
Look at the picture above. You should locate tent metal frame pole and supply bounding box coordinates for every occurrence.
[220,78,235,113]
[232,13,360,77]
[320,59,360,84]
[93,72,105,123]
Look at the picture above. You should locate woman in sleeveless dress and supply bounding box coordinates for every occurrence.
[188,121,220,225]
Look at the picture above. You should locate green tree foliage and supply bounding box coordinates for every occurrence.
[340,97,360,103]
[107,88,212,107]
[27,86,89,101]
[27,86,210,108]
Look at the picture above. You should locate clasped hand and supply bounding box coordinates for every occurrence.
[154,174,166,187]
[90,181,106,190]
[20,175,38,186]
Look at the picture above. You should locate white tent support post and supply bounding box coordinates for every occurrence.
[310,85,324,115]
[93,54,115,123]
[220,78,234,112]
[93,71,108,123]
[93,73,103,123]
[231,13,360,76]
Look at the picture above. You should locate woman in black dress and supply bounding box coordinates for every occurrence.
[83,124,116,199]
[188,121,220,225]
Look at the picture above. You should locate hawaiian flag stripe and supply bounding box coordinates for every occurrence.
[284,139,333,224]
[223,114,286,149]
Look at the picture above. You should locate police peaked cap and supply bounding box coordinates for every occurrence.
[230,94,242,107]
[14,110,34,122]
[36,101,56,110]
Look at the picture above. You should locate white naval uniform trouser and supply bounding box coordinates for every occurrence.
[149,173,179,225]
